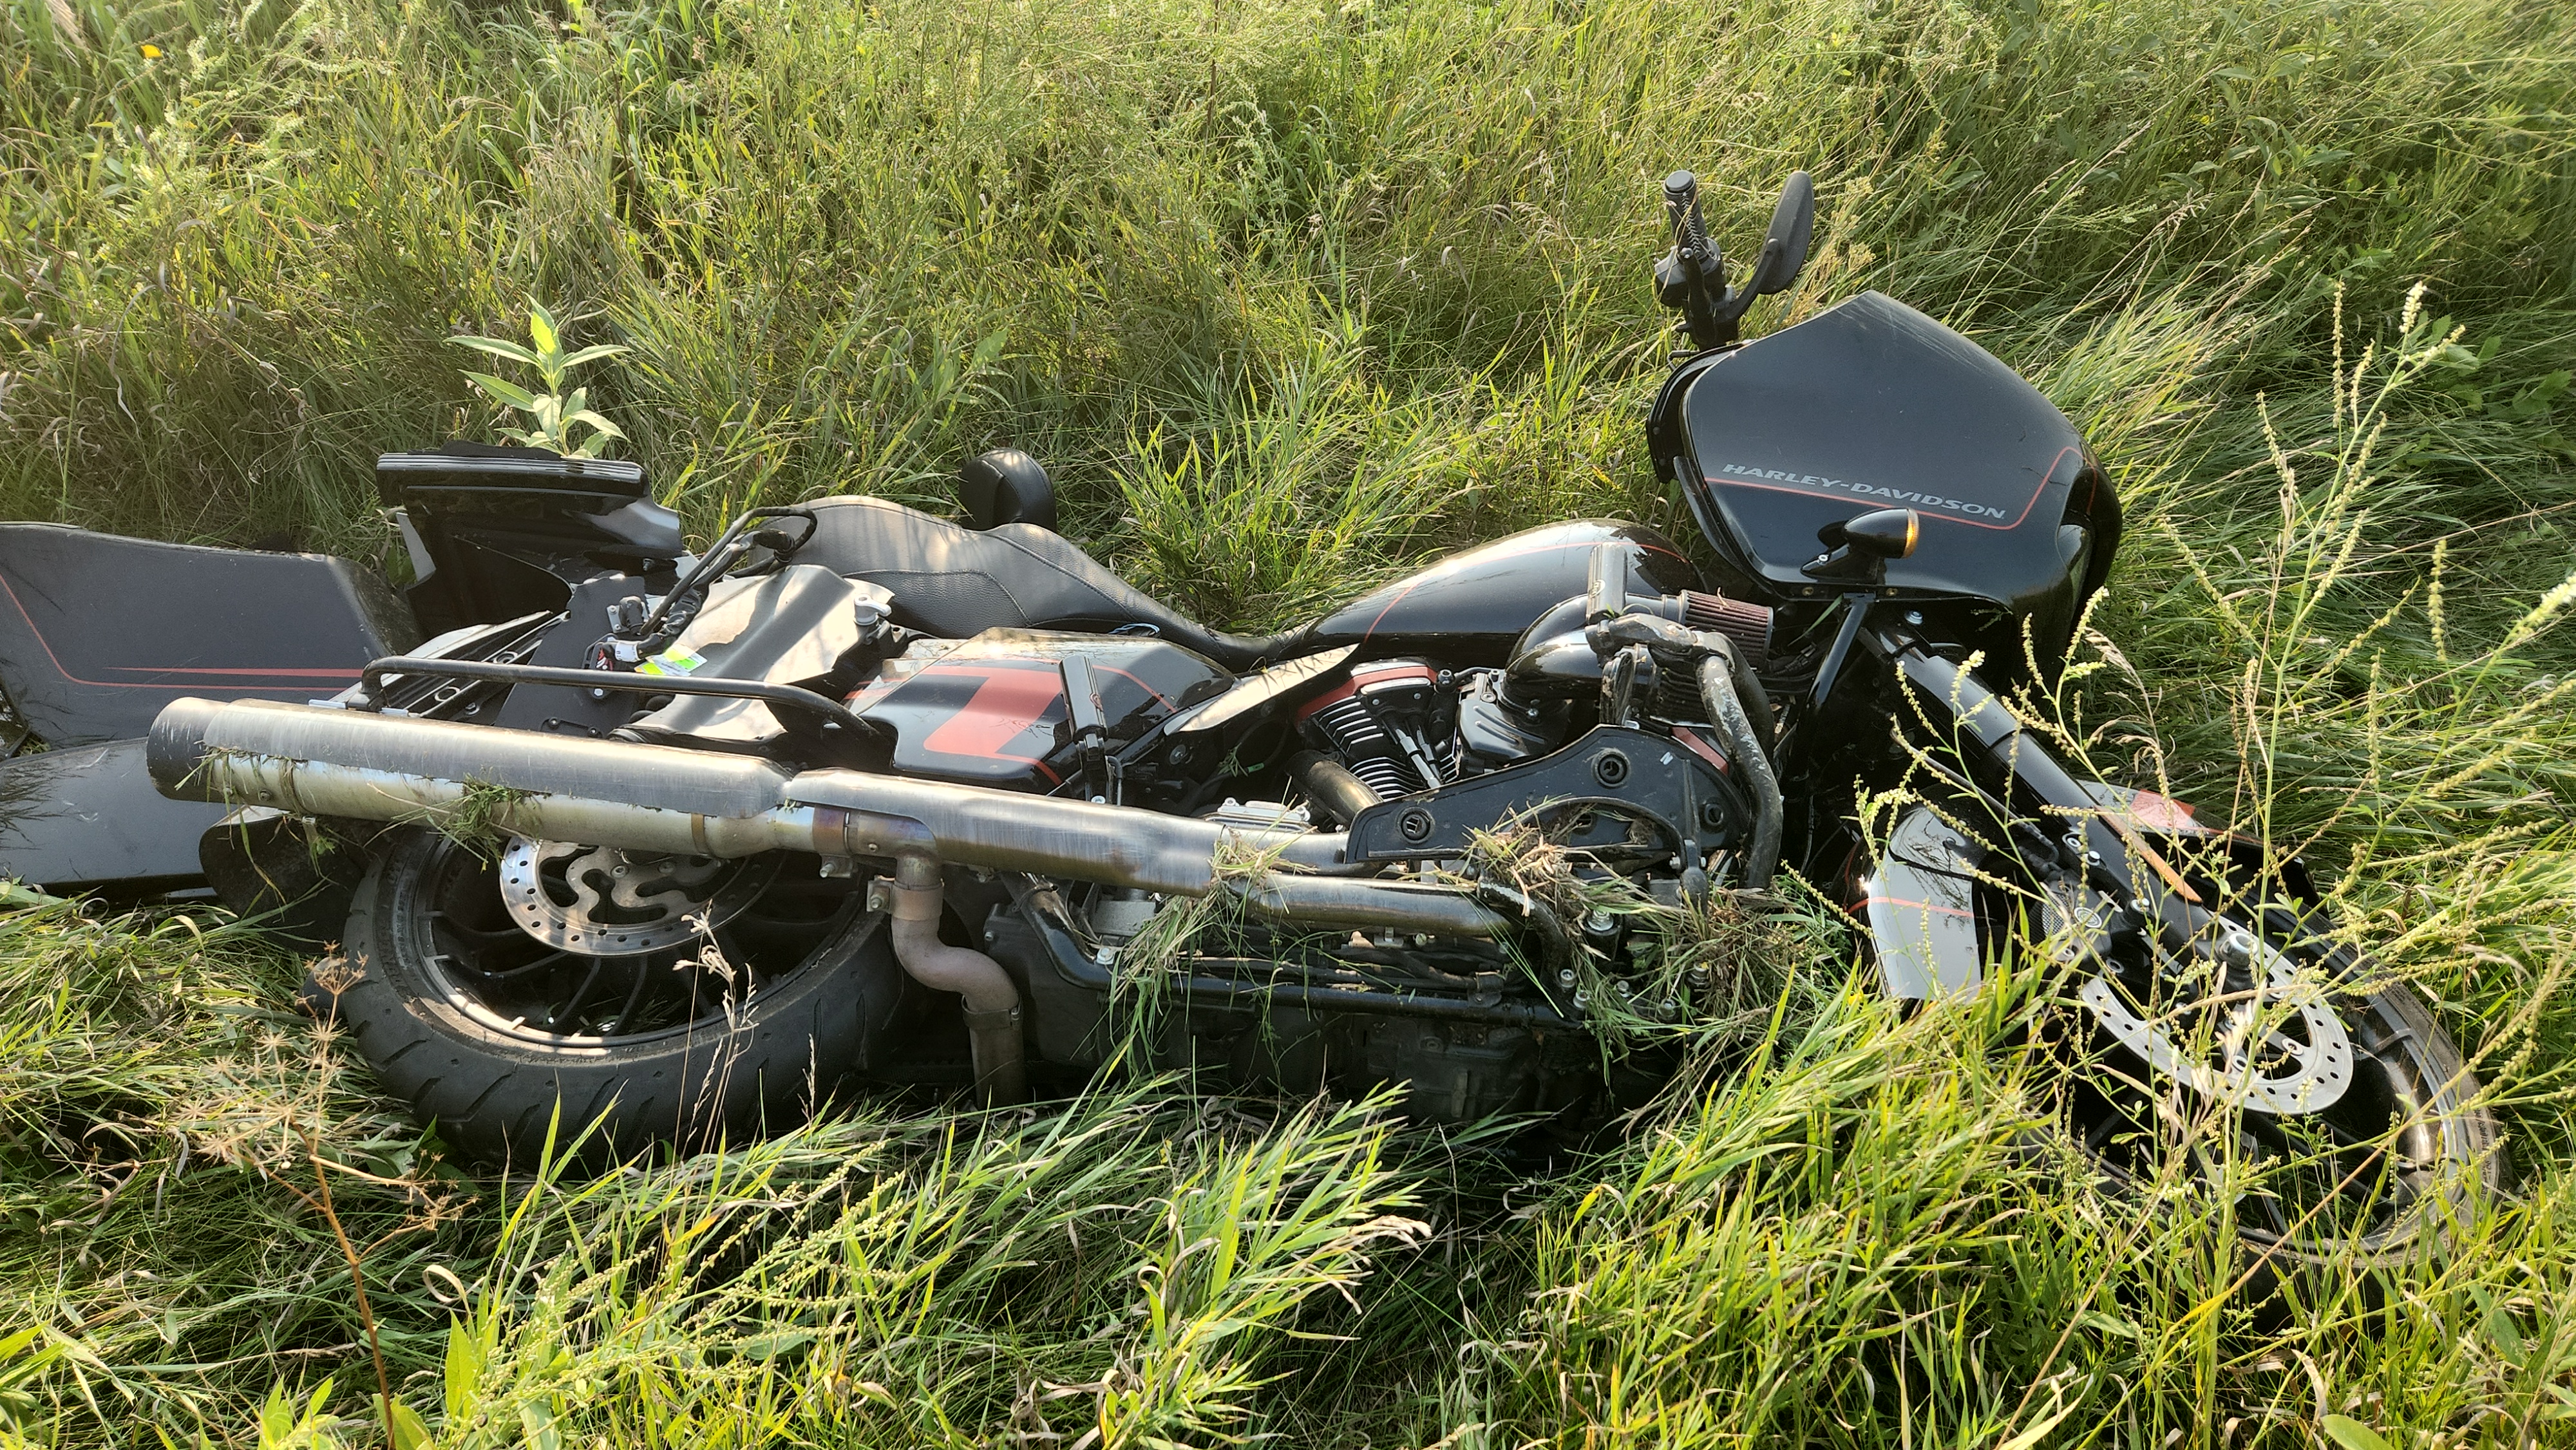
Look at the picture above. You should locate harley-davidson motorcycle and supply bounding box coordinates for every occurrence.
[0,169,2494,1263]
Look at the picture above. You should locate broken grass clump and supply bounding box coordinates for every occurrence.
[1653,880,1845,1042]
[433,778,534,862]
[1457,822,1844,1053]
[1101,836,1313,1074]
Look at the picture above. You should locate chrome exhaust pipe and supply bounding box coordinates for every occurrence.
[149,698,1504,937]
[151,697,798,857]
[885,854,1027,1106]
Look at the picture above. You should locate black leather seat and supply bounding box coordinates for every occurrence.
[795,497,1303,670]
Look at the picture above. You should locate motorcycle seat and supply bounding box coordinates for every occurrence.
[794,497,1303,670]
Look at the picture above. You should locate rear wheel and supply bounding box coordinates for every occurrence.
[319,828,896,1165]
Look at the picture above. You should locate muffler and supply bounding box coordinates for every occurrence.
[148,697,1504,938]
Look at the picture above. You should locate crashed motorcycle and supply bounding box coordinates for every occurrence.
[0,169,2494,1265]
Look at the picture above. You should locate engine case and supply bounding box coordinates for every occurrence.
[985,912,1615,1124]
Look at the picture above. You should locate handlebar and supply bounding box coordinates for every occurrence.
[1656,169,1728,348]
[1663,170,1712,259]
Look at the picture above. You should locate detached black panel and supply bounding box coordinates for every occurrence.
[0,524,415,746]
[0,739,227,892]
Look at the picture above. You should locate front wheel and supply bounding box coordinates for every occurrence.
[319,829,901,1165]
[2034,884,2502,1270]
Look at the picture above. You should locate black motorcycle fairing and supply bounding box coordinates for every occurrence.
[795,497,1305,670]
[0,523,417,747]
[1673,292,2108,621]
[1303,521,1703,666]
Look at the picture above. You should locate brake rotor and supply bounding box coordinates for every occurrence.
[2048,888,2356,1115]
[496,837,780,957]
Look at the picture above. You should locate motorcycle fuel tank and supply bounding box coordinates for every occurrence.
[850,630,1233,789]
[1672,291,2116,612]
[1305,520,1702,664]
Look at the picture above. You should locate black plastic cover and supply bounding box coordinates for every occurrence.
[851,631,1233,789]
[0,525,417,746]
[0,738,228,892]
[1676,292,2108,610]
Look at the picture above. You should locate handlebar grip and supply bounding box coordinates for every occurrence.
[1662,169,1711,258]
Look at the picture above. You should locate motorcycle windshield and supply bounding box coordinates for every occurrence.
[1677,291,2107,612]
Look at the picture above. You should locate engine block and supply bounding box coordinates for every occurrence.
[1295,658,1458,801]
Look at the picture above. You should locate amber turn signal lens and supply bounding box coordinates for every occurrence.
[1821,507,1921,560]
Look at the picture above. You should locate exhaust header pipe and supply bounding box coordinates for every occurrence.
[149,698,1503,938]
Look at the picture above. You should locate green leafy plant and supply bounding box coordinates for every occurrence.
[448,301,629,458]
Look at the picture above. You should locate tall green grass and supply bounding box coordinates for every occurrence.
[4,0,2575,1442]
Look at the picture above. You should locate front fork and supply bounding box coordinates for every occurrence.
[1850,625,2249,1000]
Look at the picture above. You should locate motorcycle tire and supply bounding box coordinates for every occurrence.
[2051,897,2503,1275]
[317,827,894,1167]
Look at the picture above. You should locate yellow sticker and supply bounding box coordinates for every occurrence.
[638,650,705,677]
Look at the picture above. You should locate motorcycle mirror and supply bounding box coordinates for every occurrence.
[1818,507,1920,560]
[1743,171,1815,298]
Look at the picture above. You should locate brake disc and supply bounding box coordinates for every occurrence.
[2047,887,2355,1115]
[496,837,779,957]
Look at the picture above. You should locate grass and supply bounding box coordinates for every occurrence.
[3,0,2575,1442]
[427,780,533,863]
